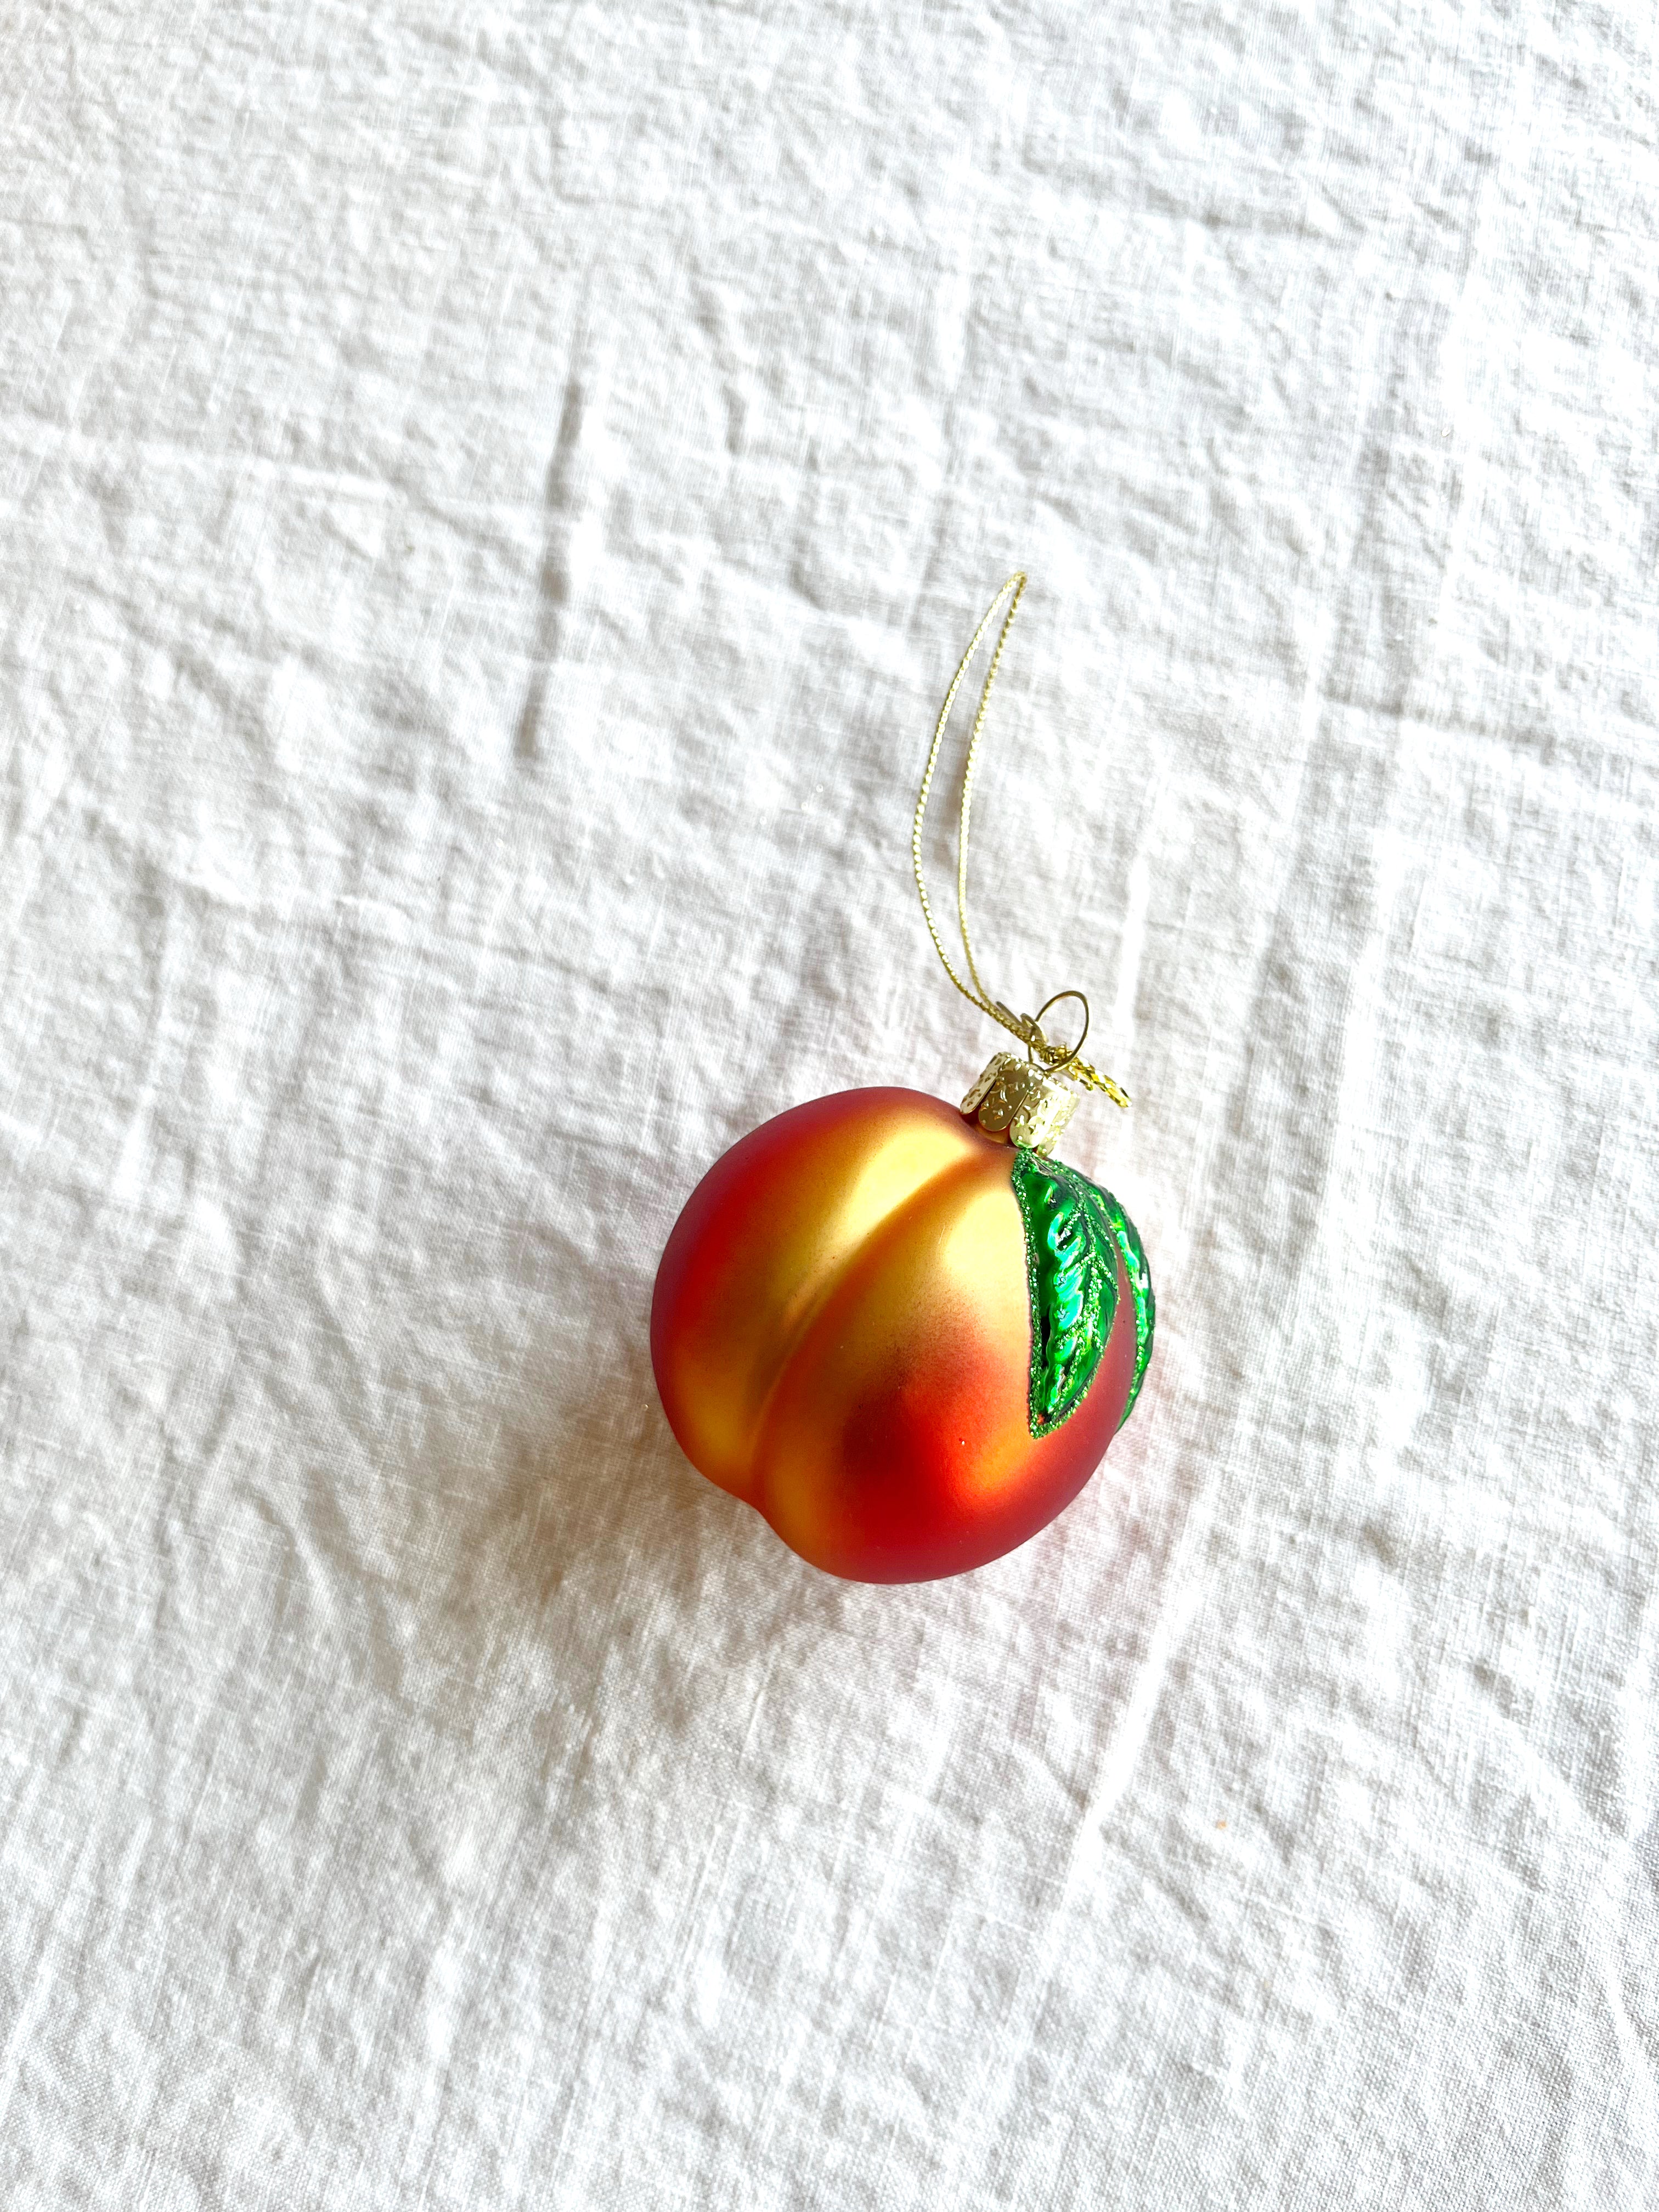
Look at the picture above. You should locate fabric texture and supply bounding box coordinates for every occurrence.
[3,2,1657,2204]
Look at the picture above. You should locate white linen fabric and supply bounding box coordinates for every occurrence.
[3,2,1657,2204]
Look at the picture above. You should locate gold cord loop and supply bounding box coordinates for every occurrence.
[912,575,1130,1111]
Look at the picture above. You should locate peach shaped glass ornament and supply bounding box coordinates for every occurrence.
[651,574,1154,1584]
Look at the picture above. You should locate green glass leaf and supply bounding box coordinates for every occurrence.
[1090,1183,1155,1429]
[1011,1148,1156,1439]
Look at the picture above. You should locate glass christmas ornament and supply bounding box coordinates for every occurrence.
[651,575,1154,1583]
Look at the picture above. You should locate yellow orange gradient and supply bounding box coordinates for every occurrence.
[651,1088,1136,1584]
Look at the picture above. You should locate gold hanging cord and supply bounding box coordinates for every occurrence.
[912,572,1130,1110]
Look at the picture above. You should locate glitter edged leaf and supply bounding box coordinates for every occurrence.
[1011,1148,1156,1440]
[1093,1185,1155,1429]
[1010,1150,1117,1436]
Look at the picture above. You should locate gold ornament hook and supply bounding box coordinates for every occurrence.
[911,575,1130,1111]
[1027,989,1090,1077]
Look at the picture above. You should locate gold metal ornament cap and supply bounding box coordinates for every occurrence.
[960,1051,1078,1155]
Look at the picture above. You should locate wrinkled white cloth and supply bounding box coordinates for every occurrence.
[3,2,1657,2205]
